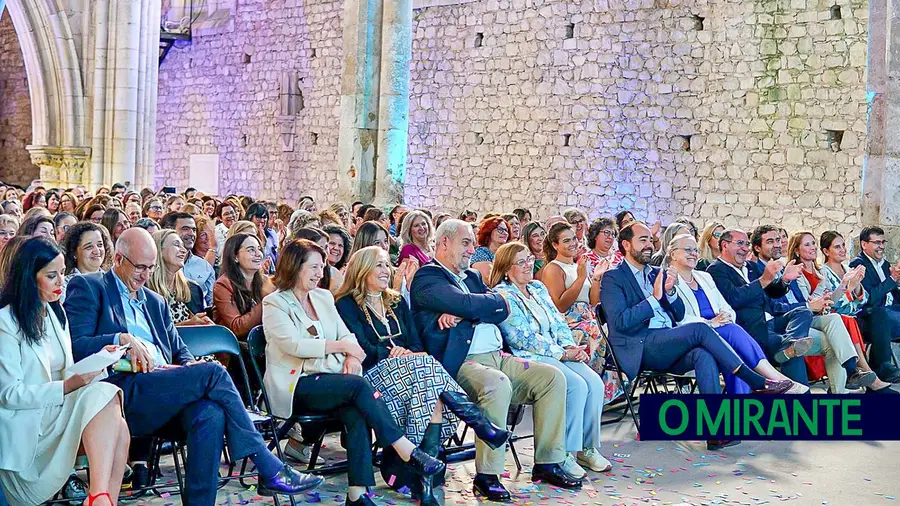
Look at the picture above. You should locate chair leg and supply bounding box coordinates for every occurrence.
[508,439,522,472]
[171,442,186,496]
[307,432,327,471]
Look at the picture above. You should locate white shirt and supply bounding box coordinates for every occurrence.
[724,259,772,321]
[865,253,893,306]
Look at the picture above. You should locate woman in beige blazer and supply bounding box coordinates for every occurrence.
[0,237,129,506]
[262,239,444,506]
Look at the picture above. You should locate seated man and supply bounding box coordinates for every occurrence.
[749,225,873,392]
[600,222,792,450]
[64,228,322,506]
[160,211,215,306]
[707,228,814,384]
[849,226,900,382]
[410,220,580,501]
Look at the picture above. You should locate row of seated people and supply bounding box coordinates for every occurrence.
[1,216,810,506]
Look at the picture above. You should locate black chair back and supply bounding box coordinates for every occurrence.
[246,325,274,415]
[178,325,254,406]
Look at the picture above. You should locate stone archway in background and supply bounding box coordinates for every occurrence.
[0,8,38,186]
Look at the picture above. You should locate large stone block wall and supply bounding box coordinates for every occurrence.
[155,0,868,237]
[0,11,38,187]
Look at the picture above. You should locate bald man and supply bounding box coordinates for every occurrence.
[64,228,322,505]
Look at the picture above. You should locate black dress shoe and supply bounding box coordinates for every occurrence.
[439,391,511,450]
[845,368,877,390]
[61,473,87,504]
[531,464,583,489]
[752,379,793,394]
[406,448,445,477]
[258,464,324,496]
[473,474,511,502]
[707,440,741,451]
[346,493,378,506]
[130,463,151,490]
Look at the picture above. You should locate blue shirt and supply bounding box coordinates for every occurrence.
[625,261,675,329]
[183,253,215,306]
[111,270,166,365]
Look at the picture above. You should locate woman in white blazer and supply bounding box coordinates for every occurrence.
[0,237,128,506]
[665,234,806,394]
[262,239,443,506]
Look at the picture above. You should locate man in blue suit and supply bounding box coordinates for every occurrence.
[600,222,791,450]
[707,228,814,384]
[411,219,579,501]
[849,226,900,382]
[64,228,321,506]
[749,225,872,391]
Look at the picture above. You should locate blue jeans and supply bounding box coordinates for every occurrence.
[715,323,767,394]
[536,357,604,452]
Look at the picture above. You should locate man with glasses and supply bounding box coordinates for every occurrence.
[64,228,324,504]
[849,226,900,382]
[53,212,77,243]
[707,228,816,385]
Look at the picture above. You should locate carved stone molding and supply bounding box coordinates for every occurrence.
[26,145,92,187]
[274,116,297,152]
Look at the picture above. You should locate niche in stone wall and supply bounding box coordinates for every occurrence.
[474,32,484,48]
[830,5,842,19]
[825,130,844,152]
[311,132,319,145]
[562,134,572,147]
[565,22,575,39]
[677,134,693,151]
[692,14,705,30]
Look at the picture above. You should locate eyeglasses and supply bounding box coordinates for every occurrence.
[600,229,618,238]
[0,230,14,238]
[712,231,723,239]
[496,227,509,235]
[514,255,536,267]
[676,247,700,255]
[149,205,163,211]
[570,219,586,225]
[724,239,751,248]
[241,246,262,256]
[867,240,886,246]
[121,254,156,275]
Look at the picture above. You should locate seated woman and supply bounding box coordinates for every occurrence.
[214,201,239,260]
[352,222,417,294]
[791,231,894,393]
[263,239,445,506]
[818,231,895,393]
[489,242,610,477]
[246,203,279,274]
[0,214,18,249]
[398,210,433,266]
[666,234,807,394]
[542,222,607,373]
[193,215,218,268]
[292,227,343,293]
[562,208,589,256]
[470,216,510,280]
[335,246,508,504]
[59,223,113,303]
[583,217,623,269]
[18,216,55,241]
[142,198,163,222]
[649,222,690,266]
[99,208,129,244]
[522,222,547,278]
[145,230,212,326]
[213,233,276,341]
[696,220,725,271]
[500,213,522,242]
[0,237,129,506]
[324,225,352,273]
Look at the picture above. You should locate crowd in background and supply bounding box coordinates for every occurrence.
[1,179,899,506]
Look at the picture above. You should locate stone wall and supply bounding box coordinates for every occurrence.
[156,0,868,237]
[0,10,38,187]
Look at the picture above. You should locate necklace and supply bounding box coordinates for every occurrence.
[679,271,695,285]
[362,300,401,342]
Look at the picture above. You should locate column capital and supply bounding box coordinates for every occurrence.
[26,145,92,188]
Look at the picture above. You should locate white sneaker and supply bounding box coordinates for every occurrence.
[786,381,810,394]
[560,452,587,479]
[284,441,312,464]
[577,448,612,472]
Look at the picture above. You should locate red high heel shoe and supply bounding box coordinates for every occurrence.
[87,492,112,506]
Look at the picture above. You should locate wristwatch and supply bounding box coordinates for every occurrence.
[666,286,677,297]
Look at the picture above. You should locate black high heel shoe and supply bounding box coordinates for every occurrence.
[406,448,445,476]
[440,391,510,450]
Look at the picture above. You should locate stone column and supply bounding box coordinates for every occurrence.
[337,0,383,203]
[373,0,412,207]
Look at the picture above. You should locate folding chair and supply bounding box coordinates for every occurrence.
[245,326,347,476]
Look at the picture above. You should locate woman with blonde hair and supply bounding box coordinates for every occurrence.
[489,242,609,476]
[0,214,18,249]
[145,230,212,327]
[697,220,725,271]
[398,209,433,265]
[335,246,508,505]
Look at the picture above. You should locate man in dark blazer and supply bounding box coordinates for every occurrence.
[411,219,578,500]
[600,223,791,450]
[64,228,321,505]
[849,226,900,382]
[707,228,813,384]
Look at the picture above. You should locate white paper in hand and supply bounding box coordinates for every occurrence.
[65,347,126,384]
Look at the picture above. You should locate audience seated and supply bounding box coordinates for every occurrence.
[584,217,623,269]
[562,208,589,255]
[161,212,215,306]
[650,222,689,266]
[541,222,607,372]
[54,212,77,243]
[145,229,211,326]
[501,213,522,241]
[262,239,444,506]
[706,228,815,384]
[60,222,113,303]
[410,219,580,501]
[697,220,725,271]
[0,215,17,248]
[751,226,870,393]
[18,215,55,241]
[352,221,417,294]
[470,216,511,280]
[0,238,129,506]
[490,242,611,477]
[323,225,352,273]
[522,222,548,278]
[100,208,129,243]
[335,246,508,504]
[848,226,900,383]
[666,234,806,394]
[599,223,792,450]
[398,209,434,266]
[64,228,322,503]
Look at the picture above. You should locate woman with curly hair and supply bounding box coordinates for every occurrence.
[59,222,113,302]
[469,216,510,279]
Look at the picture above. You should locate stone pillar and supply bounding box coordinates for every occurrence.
[373,0,412,207]
[337,0,383,203]
[27,145,90,188]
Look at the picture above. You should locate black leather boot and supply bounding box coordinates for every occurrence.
[413,423,442,506]
[440,390,510,450]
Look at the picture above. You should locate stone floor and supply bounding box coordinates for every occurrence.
[128,392,900,506]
